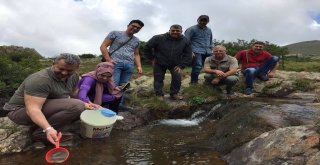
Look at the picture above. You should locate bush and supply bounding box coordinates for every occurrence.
[0,46,43,98]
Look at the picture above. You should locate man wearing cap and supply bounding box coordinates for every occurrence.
[185,15,214,84]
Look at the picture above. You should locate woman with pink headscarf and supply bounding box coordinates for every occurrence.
[77,62,123,113]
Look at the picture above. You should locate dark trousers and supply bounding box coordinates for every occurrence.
[153,63,182,96]
[6,98,85,136]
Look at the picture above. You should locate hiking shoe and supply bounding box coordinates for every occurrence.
[257,75,269,81]
[156,95,164,100]
[170,94,183,100]
[245,88,253,95]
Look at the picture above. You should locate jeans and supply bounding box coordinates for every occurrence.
[153,63,182,96]
[191,53,211,83]
[113,62,135,86]
[244,56,279,89]
[113,62,135,107]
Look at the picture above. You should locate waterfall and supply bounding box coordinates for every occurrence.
[159,104,221,127]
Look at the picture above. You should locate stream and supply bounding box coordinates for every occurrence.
[0,97,318,165]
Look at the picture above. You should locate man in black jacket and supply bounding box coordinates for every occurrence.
[144,24,192,100]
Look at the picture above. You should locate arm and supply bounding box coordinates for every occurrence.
[24,94,59,145]
[78,77,101,109]
[100,38,114,63]
[143,36,157,61]
[179,39,193,69]
[134,47,143,74]
[203,58,220,75]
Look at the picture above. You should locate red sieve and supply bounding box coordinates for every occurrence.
[45,138,69,163]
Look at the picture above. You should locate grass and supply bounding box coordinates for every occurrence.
[279,58,320,72]
[294,78,316,92]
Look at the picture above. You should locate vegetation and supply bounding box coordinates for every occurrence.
[294,78,316,92]
[0,46,43,98]
[1,39,319,109]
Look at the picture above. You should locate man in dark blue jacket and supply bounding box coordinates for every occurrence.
[144,24,192,100]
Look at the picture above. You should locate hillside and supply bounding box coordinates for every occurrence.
[283,40,320,56]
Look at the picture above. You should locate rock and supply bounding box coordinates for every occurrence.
[1,70,320,156]
[224,125,320,165]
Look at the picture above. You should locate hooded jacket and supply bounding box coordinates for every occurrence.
[144,33,192,69]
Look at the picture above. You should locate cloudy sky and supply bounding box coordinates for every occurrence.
[1,0,319,57]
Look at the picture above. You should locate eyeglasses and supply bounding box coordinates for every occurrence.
[131,24,142,29]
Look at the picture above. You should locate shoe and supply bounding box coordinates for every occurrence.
[170,94,183,100]
[118,105,133,112]
[257,75,269,81]
[245,88,253,95]
[156,95,164,100]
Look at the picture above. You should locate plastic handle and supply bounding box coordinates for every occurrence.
[116,115,124,120]
[55,140,60,148]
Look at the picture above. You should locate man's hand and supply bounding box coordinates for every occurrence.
[174,66,182,73]
[137,66,143,74]
[215,70,226,78]
[46,129,62,145]
[104,57,116,64]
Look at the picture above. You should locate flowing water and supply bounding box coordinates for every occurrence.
[0,105,226,165]
[1,98,318,165]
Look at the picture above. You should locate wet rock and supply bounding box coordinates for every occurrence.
[224,125,320,165]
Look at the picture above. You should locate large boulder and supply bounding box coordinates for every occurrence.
[224,125,320,165]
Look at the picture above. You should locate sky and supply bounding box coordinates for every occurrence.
[0,0,320,57]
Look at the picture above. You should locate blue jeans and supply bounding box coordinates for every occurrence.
[113,62,135,86]
[113,62,135,107]
[243,56,279,89]
[191,53,211,83]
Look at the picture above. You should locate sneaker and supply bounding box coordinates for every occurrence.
[245,88,253,95]
[170,94,183,100]
[257,75,269,81]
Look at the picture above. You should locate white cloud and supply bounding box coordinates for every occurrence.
[0,0,320,57]
[310,20,320,30]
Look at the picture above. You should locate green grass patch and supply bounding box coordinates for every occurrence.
[294,78,316,92]
[183,83,220,104]
[280,59,320,72]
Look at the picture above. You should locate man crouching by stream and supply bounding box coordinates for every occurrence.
[3,53,99,145]
[203,45,239,95]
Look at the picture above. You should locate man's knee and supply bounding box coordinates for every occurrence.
[271,56,279,62]
[244,68,255,76]
[68,99,85,112]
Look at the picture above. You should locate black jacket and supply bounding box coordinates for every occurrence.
[144,33,192,69]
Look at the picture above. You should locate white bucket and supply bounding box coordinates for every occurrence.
[80,110,123,138]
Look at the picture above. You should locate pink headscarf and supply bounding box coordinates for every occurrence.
[82,62,122,105]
